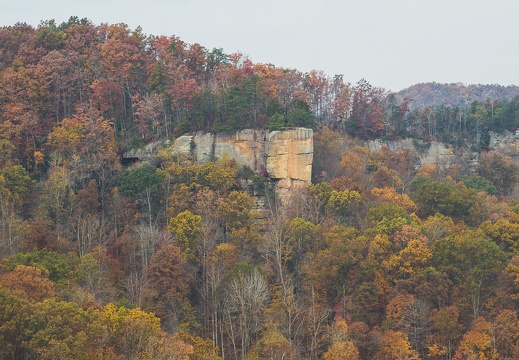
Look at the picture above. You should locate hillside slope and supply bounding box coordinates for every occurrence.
[396,82,519,110]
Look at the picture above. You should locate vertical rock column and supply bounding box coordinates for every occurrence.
[266,128,313,202]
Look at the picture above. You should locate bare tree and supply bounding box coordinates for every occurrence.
[0,204,29,256]
[403,299,431,357]
[136,222,159,268]
[224,266,269,360]
[260,209,306,347]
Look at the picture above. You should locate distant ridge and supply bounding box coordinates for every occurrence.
[396,82,519,110]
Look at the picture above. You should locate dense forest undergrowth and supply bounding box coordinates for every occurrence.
[3,17,519,359]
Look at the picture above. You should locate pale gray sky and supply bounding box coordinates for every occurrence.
[2,0,518,91]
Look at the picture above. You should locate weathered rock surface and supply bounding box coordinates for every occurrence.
[167,128,313,197]
[127,128,519,202]
[124,140,171,163]
[266,128,313,182]
[367,138,455,168]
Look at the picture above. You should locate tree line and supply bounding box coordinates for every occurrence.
[2,17,519,164]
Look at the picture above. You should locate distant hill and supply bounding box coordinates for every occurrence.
[396,82,519,110]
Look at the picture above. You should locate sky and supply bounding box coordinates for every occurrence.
[2,0,518,91]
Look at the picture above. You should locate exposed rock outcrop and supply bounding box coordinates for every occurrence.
[489,130,519,154]
[367,138,456,168]
[123,140,171,164]
[265,129,313,181]
[266,128,313,199]
[127,128,519,204]
[168,128,313,199]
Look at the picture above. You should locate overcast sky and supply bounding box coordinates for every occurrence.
[2,0,518,91]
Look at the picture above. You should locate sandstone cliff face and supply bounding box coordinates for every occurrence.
[266,128,313,182]
[367,138,455,168]
[169,128,313,196]
[124,130,517,197]
[266,128,313,199]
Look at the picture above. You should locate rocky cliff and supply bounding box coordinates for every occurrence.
[169,128,313,197]
[126,128,514,199]
[124,129,462,193]
[368,132,519,173]
[367,138,456,169]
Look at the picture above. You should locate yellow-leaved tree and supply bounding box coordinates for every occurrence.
[322,318,360,360]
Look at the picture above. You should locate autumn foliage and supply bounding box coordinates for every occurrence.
[3,16,519,360]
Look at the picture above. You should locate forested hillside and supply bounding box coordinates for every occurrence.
[397,82,519,110]
[3,17,519,359]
